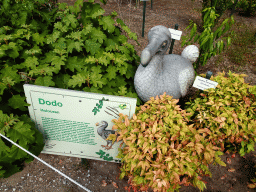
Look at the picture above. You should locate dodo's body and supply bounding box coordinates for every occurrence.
[134,25,199,103]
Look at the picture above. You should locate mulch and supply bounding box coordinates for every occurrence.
[1,0,256,191]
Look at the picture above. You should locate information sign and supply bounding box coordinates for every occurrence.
[192,76,218,91]
[168,28,182,40]
[23,84,137,163]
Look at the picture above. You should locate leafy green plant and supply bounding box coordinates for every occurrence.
[0,0,143,178]
[0,110,44,178]
[184,71,256,156]
[0,0,55,179]
[0,0,143,120]
[236,0,256,16]
[107,92,226,192]
[181,6,235,70]
[191,0,237,27]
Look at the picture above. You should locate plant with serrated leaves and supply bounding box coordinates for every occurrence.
[107,92,226,192]
[0,110,44,178]
[0,0,55,179]
[181,5,235,71]
[0,0,142,178]
[184,71,256,157]
[0,0,142,118]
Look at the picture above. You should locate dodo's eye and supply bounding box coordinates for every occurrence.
[161,42,167,49]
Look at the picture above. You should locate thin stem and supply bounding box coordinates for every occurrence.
[128,0,132,29]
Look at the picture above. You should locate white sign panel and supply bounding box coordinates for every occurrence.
[168,28,182,40]
[23,84,137,163]
[192,76,218,91]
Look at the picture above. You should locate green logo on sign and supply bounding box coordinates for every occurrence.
[38,98,63,107]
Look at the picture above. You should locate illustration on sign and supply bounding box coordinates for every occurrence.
[96,106,120,150]
[92,97,109,115]
[23,84,137,163]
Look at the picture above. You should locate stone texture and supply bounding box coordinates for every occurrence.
[134,25,198,103]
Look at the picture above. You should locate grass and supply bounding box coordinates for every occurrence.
[215,55,224,67]
[224,20,256,66]
[211,15,256,69]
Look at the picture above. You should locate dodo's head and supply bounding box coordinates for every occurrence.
[140,25,172,67]
[95,121,108,127]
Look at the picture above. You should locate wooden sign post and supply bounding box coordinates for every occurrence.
[23,84,137,163]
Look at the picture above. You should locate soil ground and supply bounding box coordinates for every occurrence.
[1,0,256,191]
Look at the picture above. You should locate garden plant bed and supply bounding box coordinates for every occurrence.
[1,0,256,191]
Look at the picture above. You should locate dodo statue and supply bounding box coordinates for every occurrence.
[134,25,199,103]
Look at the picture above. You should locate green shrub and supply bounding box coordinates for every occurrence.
[0,110,44,178]
[181,6,235,72]
[0,0,142,119]
[0,0,142,178]
[236,0,256,16]
[184,71,256,156]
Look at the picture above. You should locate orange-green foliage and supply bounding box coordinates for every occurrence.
[107,93,226,192]
[107,71,256,192]
[185,71,256,157]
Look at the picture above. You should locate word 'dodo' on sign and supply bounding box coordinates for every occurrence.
[39,98,63,107]
[23,84,137,163]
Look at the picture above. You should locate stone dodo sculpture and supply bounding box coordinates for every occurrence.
[134,25,199,103]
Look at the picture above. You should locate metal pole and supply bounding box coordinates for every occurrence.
[142,1,146,37]
[81,158,88,165]
[206,71,213,79]
[151,0,153,9]
[199,71,213,94]
[230,0,238,17]
[169,24,179,54]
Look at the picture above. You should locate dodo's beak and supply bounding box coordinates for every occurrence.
[140,49,151,67]
[140,39,164,67]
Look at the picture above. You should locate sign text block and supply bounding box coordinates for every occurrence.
[23,84,137,163]
[192,76,218,91]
